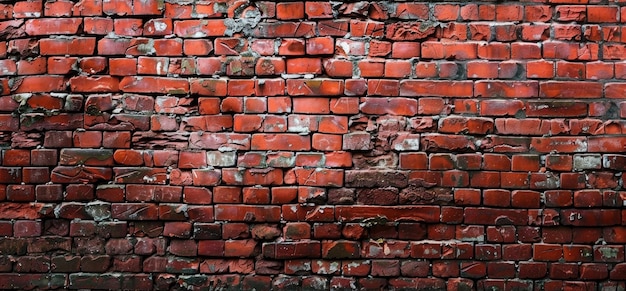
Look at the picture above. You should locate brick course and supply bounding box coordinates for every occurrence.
[1,0,626,289]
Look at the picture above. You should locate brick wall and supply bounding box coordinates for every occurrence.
[1,0,626,289]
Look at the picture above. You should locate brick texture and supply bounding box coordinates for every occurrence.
[1,0,626,289]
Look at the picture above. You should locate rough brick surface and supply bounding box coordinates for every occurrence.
[2,0,626,289]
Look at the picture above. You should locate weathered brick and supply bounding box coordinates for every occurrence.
[5,0,626,286]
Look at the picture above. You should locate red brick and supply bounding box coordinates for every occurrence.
[400,80,473,97]
[283,222,311,240]
[69,76,119,93]
[120,76,188,94]
[251,134,310,151]
[335,206,439,223]
[305,2,332,19]
[321,59,352,78]
[439,116,494,134]
[276,39,304,56]
[475,81,538,98]
[142,18,172,36]
[544,41,599,60]
[276,2,304,20]
[242,187,270,204]
[17,57,45,75]
[4,0,626,285]
[391,42,420,58]
[40,37,96,56]
[224,239,256,257]
[215,205,280,222]
[511,190,541,208]
[287,79,344,96]
[306,37,334,55]
[263,241,321,259]
[286,58,321,75]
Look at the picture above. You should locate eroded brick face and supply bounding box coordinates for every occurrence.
[1,0,626,289]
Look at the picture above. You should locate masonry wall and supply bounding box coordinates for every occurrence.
[1,0,626,289]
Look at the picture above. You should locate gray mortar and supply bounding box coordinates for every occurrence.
[85,201,112,222]
[224,6,261,37]
[369,1,393,19]
[136,39,156,55]
[213,2,228,14]
[598,247,619,259]
[330,1,343,18]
